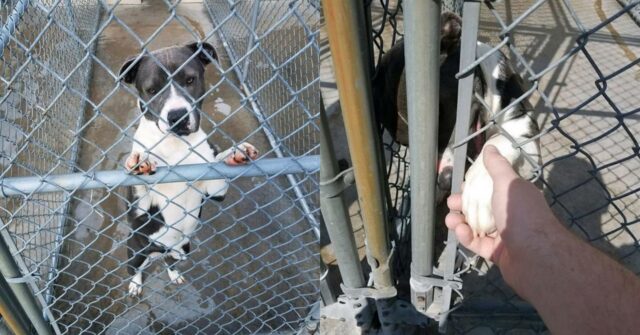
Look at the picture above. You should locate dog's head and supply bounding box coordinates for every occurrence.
[119,42,217,136]
[440,12,462,61]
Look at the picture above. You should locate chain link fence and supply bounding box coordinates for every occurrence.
[323,0,640,332]
[0,0,320,334]
[450,0,640,331]
[367,0,464,302]
[205,0,321,222]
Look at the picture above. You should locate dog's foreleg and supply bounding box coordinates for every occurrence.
[165,243,189,285]
[204,179,229,201]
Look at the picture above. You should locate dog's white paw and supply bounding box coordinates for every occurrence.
[128,274,143,296]
[462,159,496,237]
[169,249,187,261]
[224,142,259,165]
[168,269,186,285]
[125,152,156,175]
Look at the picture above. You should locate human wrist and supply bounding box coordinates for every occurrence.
[495,216,566,297]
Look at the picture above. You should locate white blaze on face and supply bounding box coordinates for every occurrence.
[159,84,195,133]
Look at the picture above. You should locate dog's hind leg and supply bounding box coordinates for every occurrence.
[126,252,149,296]
[165,243,189,285]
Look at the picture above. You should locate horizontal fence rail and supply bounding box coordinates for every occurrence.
[0,156,320,197]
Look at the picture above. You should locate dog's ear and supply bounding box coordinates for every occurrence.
[119,56,144,84]
[186,42,217,66]
[440,12,462,55]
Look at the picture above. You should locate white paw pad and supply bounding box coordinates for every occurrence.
[128,274,143,296]
[462,159,497,237]
[168,269,185,285]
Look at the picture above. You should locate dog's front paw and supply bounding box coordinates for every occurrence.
[224,142,259,165]
[462,159,496,237]
[128,277,143,296]
[126,152,157,175]
[168,269,186,285]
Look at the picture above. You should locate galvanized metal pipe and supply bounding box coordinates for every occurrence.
[0,156,319,197]
[320,102,365,289]
[0,274,31,335]
[439,1,482,331]
[322,0,393,289]
[0,232,53,335]
[405,0,441,279]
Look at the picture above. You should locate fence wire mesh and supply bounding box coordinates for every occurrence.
[366,0,640,333]
[366,0,464,299]
[0,0,320,334]
[205,0,321,221]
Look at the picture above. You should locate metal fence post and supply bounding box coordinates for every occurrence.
[0,274,33,335]
[320,103,365,290]
[438,1,481,332]
[240,1,261,86]
[0,229,53,335]
[404,0,442,314]
[321,0,394,292]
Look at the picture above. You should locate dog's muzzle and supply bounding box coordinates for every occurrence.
[167,108,192,136]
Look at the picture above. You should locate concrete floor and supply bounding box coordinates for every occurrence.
[321,0,640,333]
[48,2,318,334]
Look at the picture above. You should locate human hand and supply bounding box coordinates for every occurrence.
[445,145,559,268]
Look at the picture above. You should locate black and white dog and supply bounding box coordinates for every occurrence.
[373,12,540,236]
[119,42,259,296]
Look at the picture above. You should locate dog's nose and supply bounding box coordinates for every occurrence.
[167,108,189,127]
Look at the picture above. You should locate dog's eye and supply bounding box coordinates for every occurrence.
[186,77,195,85]
[147,88,157,95]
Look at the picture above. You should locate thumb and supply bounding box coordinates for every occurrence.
[483,145,519,183]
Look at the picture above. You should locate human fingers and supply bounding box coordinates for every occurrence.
[447,194,462,212]
[445,212,466,230]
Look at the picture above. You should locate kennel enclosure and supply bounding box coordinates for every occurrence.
[0,0,320,334]
[320,0,640,333]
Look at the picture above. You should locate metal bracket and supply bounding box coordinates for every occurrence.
[4,273,39,285]
[320,167,355,199]
[340,283,397,300]
[337,245,397,302]
[320,295,375,331]
[410,265,463,319]
[410,269,462,292]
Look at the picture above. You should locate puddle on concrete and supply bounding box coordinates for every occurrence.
[213,97,231,116]
[71,190,106,241]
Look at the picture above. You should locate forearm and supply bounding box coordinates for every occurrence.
[500,221,640,334]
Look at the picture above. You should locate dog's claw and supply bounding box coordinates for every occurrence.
[225,142,259,165]
[128,280,142,296]
[168,269,186,285]
[126,152,156,175]
[173,274,186,285]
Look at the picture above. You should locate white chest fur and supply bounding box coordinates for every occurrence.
[131,118,228,250]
